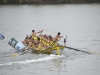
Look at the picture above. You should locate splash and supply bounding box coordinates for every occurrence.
[0,54,65,66]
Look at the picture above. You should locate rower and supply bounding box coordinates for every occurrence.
[53,32,63,42]
[24,37,36,50]
[31,29,43,40]
[48,32,63,48]
[22,37,30,45]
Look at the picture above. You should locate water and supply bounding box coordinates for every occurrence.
[0,4,100,75]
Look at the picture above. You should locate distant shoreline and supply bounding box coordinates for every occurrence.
[0,0,100,4]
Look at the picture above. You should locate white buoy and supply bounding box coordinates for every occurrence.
[8,37,25,50]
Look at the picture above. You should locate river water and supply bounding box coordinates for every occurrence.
[0,4,100,75]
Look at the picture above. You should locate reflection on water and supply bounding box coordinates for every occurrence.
[0,4,100,75]
[52,60,62,75]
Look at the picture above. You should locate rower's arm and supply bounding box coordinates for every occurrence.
[36,30,43,34]
[59,36,63,38]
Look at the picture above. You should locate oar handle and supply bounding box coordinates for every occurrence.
[64,38,66,43]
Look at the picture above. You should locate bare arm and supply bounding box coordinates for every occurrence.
[36,30,43,34]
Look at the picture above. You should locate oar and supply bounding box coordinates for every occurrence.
[65,46,92,54]
[10,49,28,57]
[63,35,92,54]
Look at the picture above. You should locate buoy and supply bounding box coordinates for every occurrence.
[8,37,25,50]
[0,33,5,40]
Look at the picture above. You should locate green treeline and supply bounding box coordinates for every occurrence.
[0,0,100,4]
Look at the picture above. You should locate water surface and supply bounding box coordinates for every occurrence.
[0,4,100,75]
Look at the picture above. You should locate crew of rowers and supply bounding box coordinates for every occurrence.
[22,30,63,50]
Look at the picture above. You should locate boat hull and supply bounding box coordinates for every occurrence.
[32,46,64,55]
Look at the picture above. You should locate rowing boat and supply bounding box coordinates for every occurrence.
[32,45,64,55]
[8,37,65,55]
